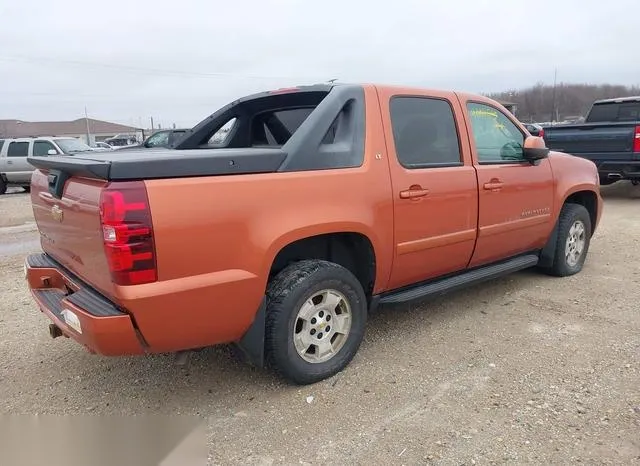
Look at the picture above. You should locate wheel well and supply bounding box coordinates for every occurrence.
[269,233,376,300]
[565,190,597,235]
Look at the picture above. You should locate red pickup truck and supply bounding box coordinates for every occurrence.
[24,83,602,385]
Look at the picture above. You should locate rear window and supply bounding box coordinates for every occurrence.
[7,141,29,157]
[586,101,640,122]
[190,89,330,149]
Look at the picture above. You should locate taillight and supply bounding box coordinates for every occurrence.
[634,126,640,153]
[538,128,545,139]
[99,181,157,286]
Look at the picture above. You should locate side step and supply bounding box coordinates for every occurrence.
[378,254,539,305]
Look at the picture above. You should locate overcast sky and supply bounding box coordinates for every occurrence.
[1,0,637,128]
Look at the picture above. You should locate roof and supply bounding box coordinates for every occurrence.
[593,96,640,104]
[0,118,141,138]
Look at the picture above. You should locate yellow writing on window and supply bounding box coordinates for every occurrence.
[470,109,498,119]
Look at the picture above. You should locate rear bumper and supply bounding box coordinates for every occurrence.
[25,253,145,356]
[594,160,640,179]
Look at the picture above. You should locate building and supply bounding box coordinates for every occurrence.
[0,118,144,145]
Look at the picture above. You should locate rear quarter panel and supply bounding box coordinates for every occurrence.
[123,85,395,350]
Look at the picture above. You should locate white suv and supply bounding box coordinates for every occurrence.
[0,137,95,194]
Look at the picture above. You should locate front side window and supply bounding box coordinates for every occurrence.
[467,102,524,163]
[7,141,28,157]
[33,141,57,156]
[389,96,462,168]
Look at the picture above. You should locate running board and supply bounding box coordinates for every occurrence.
[378,254,539,305]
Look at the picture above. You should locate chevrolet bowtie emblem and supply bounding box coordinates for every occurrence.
[51,205,63,222]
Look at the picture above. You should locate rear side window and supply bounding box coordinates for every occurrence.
[0,140,4,152]
[389,96,462,168]
[7,141,29,157]
[586,101,640,122]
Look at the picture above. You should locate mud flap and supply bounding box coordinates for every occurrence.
[538,220,560,268]
[234,297,266,368]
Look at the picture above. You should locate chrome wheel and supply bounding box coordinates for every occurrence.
[293,289,352,364]
[565,220,586,267]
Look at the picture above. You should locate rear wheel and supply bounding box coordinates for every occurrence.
[265,259,367,385]
[23,186,30,193]
[542,203,592,277]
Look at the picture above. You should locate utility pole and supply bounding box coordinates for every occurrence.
[550,68,558,123]
[84,106,91,145]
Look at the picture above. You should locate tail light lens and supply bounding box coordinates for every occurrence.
[99,181,157,286]
[634,126,640,153]
[538,128,544,139]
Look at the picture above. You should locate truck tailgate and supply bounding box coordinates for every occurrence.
[30,170,116,299]
[544,123,636,156]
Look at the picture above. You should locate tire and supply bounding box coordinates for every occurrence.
[23,186,30,193]
[0,178,6,195]
[265,259,367,385]
[543,203,592,277]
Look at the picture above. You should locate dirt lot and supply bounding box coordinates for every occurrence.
[1,184,639,465]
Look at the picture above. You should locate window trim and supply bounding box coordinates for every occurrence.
[389,94,465,170]
[466,100,528,166]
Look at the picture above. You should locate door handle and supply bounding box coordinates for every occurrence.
[483,180,504,190]
[400,186,429,199]
[7,161,13,165]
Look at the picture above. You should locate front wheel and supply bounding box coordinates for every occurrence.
[0,178,6,195]
[265,259,367,385]
[542,203,592,277]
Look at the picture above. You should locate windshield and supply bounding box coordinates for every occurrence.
[55,138,93,153]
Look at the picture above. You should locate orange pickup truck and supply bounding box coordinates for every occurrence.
[24,83,602,385]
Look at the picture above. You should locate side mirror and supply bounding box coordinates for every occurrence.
[523,136,549,161]
[47,149,58,156]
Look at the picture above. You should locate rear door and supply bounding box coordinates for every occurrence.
[460,99,555,268]
[4,140,34,182]
[377,87,479,290]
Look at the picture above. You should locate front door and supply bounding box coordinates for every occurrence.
[4,140,33,183]
[461,100,555,268]
[378,88,479,290]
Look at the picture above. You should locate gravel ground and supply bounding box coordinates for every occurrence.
[1,183,639,465]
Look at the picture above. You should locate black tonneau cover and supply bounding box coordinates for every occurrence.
[27,147,288,181]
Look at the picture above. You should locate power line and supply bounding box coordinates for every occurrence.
[0,55,325,82]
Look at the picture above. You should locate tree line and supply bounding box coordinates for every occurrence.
[488,83,640,123]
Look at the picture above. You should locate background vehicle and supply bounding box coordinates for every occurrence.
[543,96,640,185]
[523,122,545,138]
[0,136,95,194]
[116,128,189,151]
[92,142,114,151]
[24,83,602,385]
